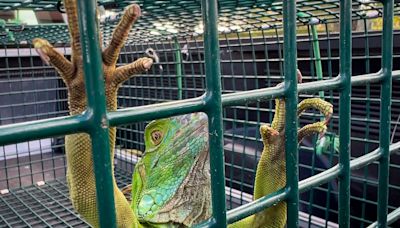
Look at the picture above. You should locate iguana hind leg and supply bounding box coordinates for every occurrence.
[33,1,153,227]
[230,71,334,228]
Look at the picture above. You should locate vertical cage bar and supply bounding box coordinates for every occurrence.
[77,1,116,227]
[377,0,394,226]
[174,37,183,100]
[310,24,324,99]
[201,0,227,226]
[361,17,372,228]
[283,0,299,227]
[338,0,352,227]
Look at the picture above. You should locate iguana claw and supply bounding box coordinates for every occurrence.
[231,69,334,228]
[34,1,153,227]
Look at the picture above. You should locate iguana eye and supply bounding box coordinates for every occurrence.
[151,130,163,145]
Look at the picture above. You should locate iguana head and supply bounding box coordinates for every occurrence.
[132,112,212,227]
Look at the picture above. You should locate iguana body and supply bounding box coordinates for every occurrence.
[33,1,333,227]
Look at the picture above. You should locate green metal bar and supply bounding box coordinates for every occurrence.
[310,23,325,99]
[222,86,284,107]
[0,115,87,146]
[77,1,116,227]
[223,32,238,210]
[299,164,341,193]
[373,202,400,224]
[393,70,400,77]
[368,207,400,228]
[2,69,399,147]
[387,207,400,226]
[305,25,318,223]
[174,37,183,100]
[224,141,400,226]
[350,72,382,85]
[361,19,372,227]
[201,0,226,226]
[283,0,298,227]
[227,188,289,224]
[300,141,400,192]
[338,0,352,226]
[294,70,396,93]
[0,72,390,145]
[377,0,394,226]
[108,96,206,125]
[311,21,330,157]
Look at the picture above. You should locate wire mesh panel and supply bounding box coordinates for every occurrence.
[0,0,399,227]
[0,42,69,190]
[114,21,400,226]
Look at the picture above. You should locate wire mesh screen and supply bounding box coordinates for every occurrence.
[0,43,69,190]
[113,19,400,227]
[0,14,400,228]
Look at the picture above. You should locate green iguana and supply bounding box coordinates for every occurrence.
[33,1,333,227]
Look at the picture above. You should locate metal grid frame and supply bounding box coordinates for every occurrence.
[1,0,400,43]
[0,168,133,228]
[0,0,399,227]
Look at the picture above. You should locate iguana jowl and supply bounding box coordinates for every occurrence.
[33,1,333,227]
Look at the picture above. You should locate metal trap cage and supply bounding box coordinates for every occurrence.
[0,0,400,227]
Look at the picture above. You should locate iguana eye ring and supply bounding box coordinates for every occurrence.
[151,130,163,145]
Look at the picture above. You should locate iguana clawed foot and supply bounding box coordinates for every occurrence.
[260,75,333,227]
[297,97,333,143]
[33,1,153,227]
[32,2,153,114]
[231,71,334,228]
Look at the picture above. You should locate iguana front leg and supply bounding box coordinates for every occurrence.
[230,72,333,228]
[33,1,153,227]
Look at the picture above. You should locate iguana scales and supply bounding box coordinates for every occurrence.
[33,1,333,227]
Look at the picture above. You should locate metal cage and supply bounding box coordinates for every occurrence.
[0,0,399,227]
